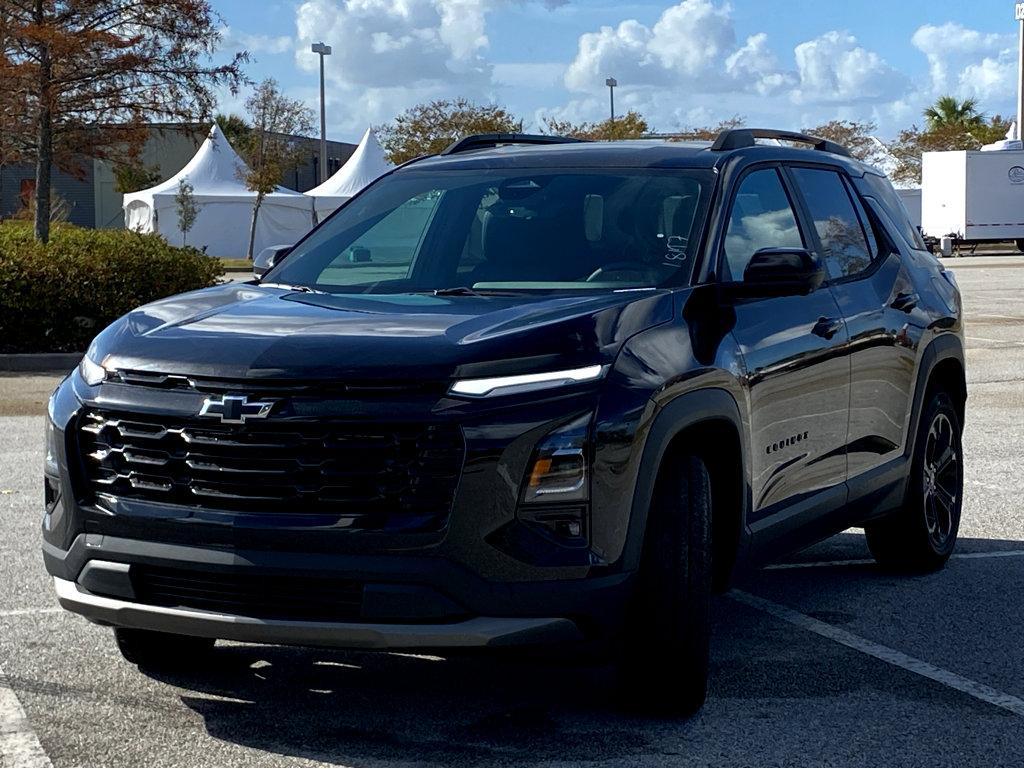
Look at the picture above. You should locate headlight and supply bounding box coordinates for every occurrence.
[450,365,606,398]
[521,414,590,505]
[78,354,107,386]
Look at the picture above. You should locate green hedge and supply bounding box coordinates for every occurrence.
[0,223,223,353]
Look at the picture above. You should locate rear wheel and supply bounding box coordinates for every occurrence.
[114,628,216,669]
[865,390,963,572]
[617,453,712,717]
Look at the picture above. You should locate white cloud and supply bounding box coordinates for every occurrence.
[911,23,1015,96]
[646,0,733,77]
[564,0,747,92]
[290,0,574,136]
[791,30,905,104]
[220,27,292,55]
[959,53,1017,102]
[561,0,905,128]
[725,33,795,96]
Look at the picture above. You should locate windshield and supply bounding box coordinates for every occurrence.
[268,167,713,294]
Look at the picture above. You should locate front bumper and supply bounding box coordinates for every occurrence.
[54,576,581,649]
[44,533,634,643]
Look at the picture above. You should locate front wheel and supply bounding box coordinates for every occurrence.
[616,453,712,717]
[865,390,963,572]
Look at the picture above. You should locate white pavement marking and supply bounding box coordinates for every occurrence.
[732,590,1024,718]
[0,667,51,768]
[0,608,60,619]
[765,549,1024,571]
[966,335,1024,347]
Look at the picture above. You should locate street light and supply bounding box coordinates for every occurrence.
[605,77,617,123]
[311,41,332,182]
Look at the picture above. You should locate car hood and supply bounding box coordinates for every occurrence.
[89,283,675,381]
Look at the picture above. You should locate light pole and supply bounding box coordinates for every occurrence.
[311,41,332,182]
[1016,3,1024,139]
[605,77,617,123]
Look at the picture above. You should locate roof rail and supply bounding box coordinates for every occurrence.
[710,128,851,158]
[440,133,587,156]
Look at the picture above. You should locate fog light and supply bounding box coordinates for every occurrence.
[522,414,590,504]
[44,412,60,477]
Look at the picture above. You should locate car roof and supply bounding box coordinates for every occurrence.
[398,138,876,176]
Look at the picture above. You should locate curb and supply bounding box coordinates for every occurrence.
[0,353,82,373]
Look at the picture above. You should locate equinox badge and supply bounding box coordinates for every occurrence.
[198,395,274,424]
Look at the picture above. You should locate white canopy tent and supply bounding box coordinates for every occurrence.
[305,128,393,220]
[123,125,314,257]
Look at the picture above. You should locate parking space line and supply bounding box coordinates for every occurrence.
[0,667,51,768]
[0,608,61,619]
[966,335,1024,347]
[765,549,1024,571]
[732,590,1024,718]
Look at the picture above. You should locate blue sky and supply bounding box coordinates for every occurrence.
[209,0,1020,144]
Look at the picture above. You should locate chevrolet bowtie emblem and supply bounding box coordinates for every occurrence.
[198,395,274,424]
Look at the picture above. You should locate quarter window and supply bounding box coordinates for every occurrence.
[722,168,804,281]
[791,168,872,280]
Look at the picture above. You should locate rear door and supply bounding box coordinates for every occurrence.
[786,165,920,483]
[719,165,851,522]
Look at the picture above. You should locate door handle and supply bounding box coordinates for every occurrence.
[811,316,843,340]
[891,291,918,312]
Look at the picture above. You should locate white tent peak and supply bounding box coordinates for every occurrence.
[128,123,306,199]
[306,127,393,213]
[122,123,313,257]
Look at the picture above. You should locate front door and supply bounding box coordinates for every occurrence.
[719,166,851,521]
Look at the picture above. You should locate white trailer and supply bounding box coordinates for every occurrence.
[896,188,922,229]
[921,149,1024,249]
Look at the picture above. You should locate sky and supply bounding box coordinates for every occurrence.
[208,0,1022,144]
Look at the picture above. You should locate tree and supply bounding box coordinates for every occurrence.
[802,120,888,166]
[0,0,247,243]
[215,113,252,152]
[923,96,985,131]
[541,110,650,140]
[236,78,313,259]
[174,178,198,246]
[670,116,745,141]
[112,162,161,194]
[376,99,523,165]
[888,112,1014,185]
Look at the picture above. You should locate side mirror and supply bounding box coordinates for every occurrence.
[730,247,825,297]
[253,244,292,279]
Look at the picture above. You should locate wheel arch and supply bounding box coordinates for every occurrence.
[623,388,749,589]
[908,334,966,459]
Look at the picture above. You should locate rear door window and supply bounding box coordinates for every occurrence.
[790,167,873,280]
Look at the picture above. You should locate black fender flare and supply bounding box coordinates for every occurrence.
[620,387,749,573]
[905,332,966,460]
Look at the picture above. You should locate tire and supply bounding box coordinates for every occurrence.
[865,390,963,572]
[1015,239,1024,254]
[114,628,216,669]
[617,453,712,717]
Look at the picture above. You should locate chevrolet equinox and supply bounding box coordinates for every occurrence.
[43,129,966,715]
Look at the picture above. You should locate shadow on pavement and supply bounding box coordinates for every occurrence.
[139,533,1024,766]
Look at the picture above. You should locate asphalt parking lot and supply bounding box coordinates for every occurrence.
[2,257,1023,767]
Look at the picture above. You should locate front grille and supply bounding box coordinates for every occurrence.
[112,369,446,399]
[78,409,464,530]
[132,566,363,621]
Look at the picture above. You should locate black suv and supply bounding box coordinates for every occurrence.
[44,129,965,715]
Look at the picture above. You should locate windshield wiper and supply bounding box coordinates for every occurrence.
[432,286,521,297]
[260,282,326,295]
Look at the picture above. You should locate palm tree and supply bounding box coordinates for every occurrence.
[923,96,985,131]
